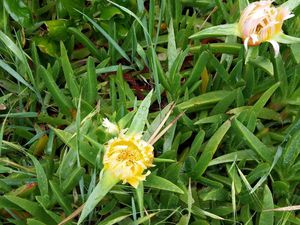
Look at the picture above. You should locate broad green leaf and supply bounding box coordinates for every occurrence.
[259,185,274,225]
[192,120,231,178]
[59,0,84,17]
[0,60,35,92]
[76,10,131,62]
[291,43,300,63]
[189,24,240,39]
[68,27,104,60]
[168,19,178,71]
[144,174,184,194]
[209,150,257,166]
[100,6,124,20]
[281,0,300,11]
[194,114,228,125]
[44,20,68,41]
[4,0,32,27]
[5,195,56,224]
[169,48,190,94]
[27,219,47,225]
[190,43,242,55]
[127,90,153,135]
[27,154,48,197]
[233,119,273,163]
[98,212,130,225]
[52,127,98,166]
[249,56,274,76]
[33,37,59,57]
[252,82,280,114]
[182,51,209,91]
[38,66,74,115]
[177,91,231,112]
[189,130,205,158]
[49,180,72,215]
[0,30,28,63]
[135,182,144,218]
[78,170,119,224]
[283,129,300,167]
[274,33,300,44]
[239,0,249,11]
[62,167,85,193]
[60,42,80,98]
[84,57,97,105]
[98,209,134,225]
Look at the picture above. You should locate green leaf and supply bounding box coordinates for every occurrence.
[0,30,28,63]
[144,174,184,194]
[44,20,68,41]
[168,19,178,71]
[273,33,300,44]
[259,185,274,225]
[52,127,98,166]
[62,167,85,193]
[68,27,104,60]
[249,56,274,77]
[4,195,56,224]
[27,219,47,225]
[60,41,80,99]
[239,0,249,11]
[281,0,300,11]
[283,129,300,167]
[182,51,209,91]
[27,154,48,197]
[177,91,231,112]
[78,170,119,224]
[189,24,240,39]
[232,119,273,163]
[0,60,35,92]
[127,90,153,135]
[76,10,131,62]
[59,0,84,18]
[4,0,32,27]
[38,65,73,115]
[194,114,228,125]
[209,150,257,166]
[252,82,280,114]
[97,210,130,225]
[192,120,231,178]
[33,37,59,57]
[135,182,144,218]
[291,43,300,63]
[100,6,124,20]
[49,180,72,215]
[84,57,97,105]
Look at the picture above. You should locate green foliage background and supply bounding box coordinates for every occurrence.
[1,0,300,224]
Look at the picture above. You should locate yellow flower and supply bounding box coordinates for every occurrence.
[239,0,294,55]
[103,133,154,188]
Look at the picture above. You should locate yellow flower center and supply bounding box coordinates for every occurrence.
[103,134,154,188]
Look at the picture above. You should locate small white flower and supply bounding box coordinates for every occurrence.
[102,118,120,134]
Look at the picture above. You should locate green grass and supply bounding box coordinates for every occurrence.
[1,0,300,224]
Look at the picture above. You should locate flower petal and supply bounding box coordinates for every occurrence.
[269,40,280,57]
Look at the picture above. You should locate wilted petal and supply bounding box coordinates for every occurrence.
[269,40,280,57]
[103,118,120,134]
